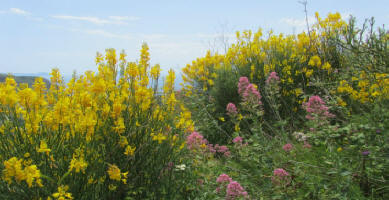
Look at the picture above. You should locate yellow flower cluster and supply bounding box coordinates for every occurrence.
[124,145,136,156]
[182,50,222,92]
[51,185,73,200]
[308,55,322,68]
[107,164,128,184]
[69,152,88,174]
[314,12,347,34]
[337,72,389,103]
[152,132,167,144]
[37,140,51,155]
[2,157,43,187]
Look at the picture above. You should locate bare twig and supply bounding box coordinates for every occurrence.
[299,0,311,37]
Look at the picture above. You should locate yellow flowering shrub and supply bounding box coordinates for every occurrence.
[0,44,194,199]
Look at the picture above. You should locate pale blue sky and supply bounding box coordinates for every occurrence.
[0,0,387,75]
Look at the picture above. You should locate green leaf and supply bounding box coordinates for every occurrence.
[340,171,352,176]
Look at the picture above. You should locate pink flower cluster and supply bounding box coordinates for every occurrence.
[266,72,280,85]
[303,141,312,149]
[238,77,262,105]
[226,103,238,116]
[243,85,262,105]
[232,136,243,144]
[272,168,291,186]
[238,77,250,95]
[303,95,335,120]
[282,143,293,152]
[186,131,208,150]
[227,181,248,200]
[217,173,232,183]
[186,131,230,157]
[209,144,231,157]
[216,174,248,200]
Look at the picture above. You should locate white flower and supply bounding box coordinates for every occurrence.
[175,164,186,171]
[292,131,308,142]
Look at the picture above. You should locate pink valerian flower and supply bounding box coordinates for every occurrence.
[272,168,291,186]
[186,132,231,157]
[217,145,229,153]
[208,144,217,153]
[283,143,293,152]
[217,174,233,183]
[238,76,263,106]
[273,168,289,177]
[216,174,248,199]
[303,141,312,149]
[361,151,370,156]
[217,145,231,157]
[226,103,238,116]
[232,136,243,144]
[303,95,335,121]
[226,181,248,200]
[242,84,262,105]
[209,144,231,157]
[266,72,280,85]
[232,136,248,148]
[186,131,208,150]
[238,77,250,95]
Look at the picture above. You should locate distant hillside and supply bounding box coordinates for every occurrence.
[0,72,182,90]
[0,74,50,88]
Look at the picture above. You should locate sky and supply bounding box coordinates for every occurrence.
[0,0,388,76]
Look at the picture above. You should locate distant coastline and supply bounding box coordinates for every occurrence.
[0,73,51,87]
[0,71,183,90]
